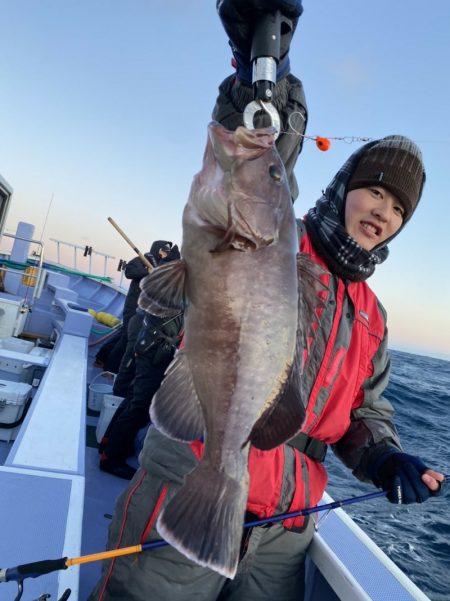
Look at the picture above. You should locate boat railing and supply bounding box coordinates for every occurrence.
[47,238,131,289]
[50,238,117,279]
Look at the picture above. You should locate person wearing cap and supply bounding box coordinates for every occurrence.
[89,134,444,601]
[88,3,444,600]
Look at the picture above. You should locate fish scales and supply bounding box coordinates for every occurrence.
[139,122,318,578]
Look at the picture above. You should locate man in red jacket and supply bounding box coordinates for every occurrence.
[88,2,444,600]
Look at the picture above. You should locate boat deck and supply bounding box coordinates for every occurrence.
[78,446,129,600]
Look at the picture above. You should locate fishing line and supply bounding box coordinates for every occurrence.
[282,110,373,151]
[281,111,450,151]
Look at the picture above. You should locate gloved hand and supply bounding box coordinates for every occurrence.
[371,450,443,504]
[217,0,303,60]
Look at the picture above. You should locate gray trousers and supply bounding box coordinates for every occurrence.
[88,433,314,601]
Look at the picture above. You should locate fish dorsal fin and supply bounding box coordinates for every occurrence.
[139,259,186,317]
[150,350,205,442]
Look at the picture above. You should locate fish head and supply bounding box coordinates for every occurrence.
[186,122,292,252]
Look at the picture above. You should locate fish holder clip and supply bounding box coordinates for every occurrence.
[243,10,293,139]
[243,98,281,139]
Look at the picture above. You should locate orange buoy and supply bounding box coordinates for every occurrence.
[315,136,331,151]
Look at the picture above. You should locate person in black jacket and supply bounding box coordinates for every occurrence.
[99,246,183,480]
[101,240,175,378]
[111,241,180,398]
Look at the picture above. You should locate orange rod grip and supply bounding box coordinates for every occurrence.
[66,544,143,567]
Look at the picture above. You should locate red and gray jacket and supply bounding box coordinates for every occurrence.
[249,224,403,527]
[140,224,402,530]
[191,223,402,529]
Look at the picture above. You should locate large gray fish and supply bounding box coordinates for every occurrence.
[139,122,323,578]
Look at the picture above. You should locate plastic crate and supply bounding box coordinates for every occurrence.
[0,342,49,383]
[0,337,34,354]
[0,380,33,442]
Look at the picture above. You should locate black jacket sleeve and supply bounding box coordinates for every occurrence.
[124,255,151,281]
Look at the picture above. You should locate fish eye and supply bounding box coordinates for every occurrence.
[269,164,282,182]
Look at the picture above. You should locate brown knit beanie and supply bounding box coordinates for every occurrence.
[347,135,425,222]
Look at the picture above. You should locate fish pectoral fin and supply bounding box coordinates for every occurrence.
[248,364,306,450]
[211,194,275,252]
[210,195,250,252]
[138,259,186,317]
[150,351,205,442]
[211,223,241,253]
[157,460,248,579]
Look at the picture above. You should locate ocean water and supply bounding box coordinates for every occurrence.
[324,349,450,601]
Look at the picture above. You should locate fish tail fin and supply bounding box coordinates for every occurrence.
[157,461,248,578]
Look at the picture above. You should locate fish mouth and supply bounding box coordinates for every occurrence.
[233,125,276,149]
[208,122,276,169]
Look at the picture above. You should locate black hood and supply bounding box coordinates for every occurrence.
[150,240,172,257]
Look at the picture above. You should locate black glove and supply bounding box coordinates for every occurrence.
[371,450,443,504]
[217,0,303,60]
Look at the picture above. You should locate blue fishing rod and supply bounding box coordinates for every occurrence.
[1,477,447,601]
[141,476,448,549]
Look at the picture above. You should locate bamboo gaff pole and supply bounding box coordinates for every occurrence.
[107,217,153,270]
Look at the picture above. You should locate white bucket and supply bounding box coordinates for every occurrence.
[88,372,114,411]
[96,394,123,443]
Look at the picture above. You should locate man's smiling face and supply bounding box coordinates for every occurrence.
[344,186,405,251]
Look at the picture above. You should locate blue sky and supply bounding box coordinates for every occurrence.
[0,1,449,359]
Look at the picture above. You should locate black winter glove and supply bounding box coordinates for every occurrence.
[371,450,443,504]
[217,0,303,60]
